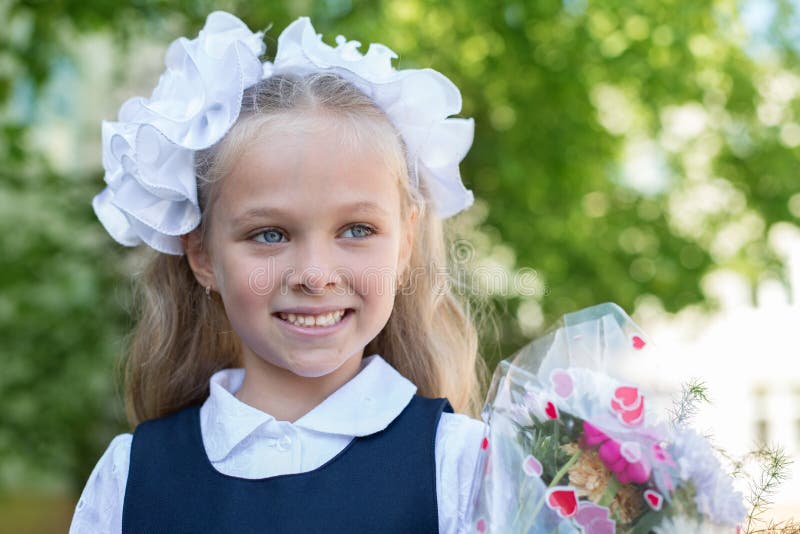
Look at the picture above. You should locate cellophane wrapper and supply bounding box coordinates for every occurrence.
[466,303,746,534]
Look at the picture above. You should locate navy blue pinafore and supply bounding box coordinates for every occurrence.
[121,394,452,533]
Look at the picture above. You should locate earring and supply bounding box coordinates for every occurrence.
[205,285,212,300]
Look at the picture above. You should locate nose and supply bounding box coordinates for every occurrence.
[284,238,343,295]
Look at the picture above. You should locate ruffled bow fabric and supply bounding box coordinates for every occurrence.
[93,11,475,255]
[266,18,475,219]
[94,12,265,255]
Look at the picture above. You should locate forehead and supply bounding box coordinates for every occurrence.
[215,114,404,221]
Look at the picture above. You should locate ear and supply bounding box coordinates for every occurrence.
[181,229,217,291]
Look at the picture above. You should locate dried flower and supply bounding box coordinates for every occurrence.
[562,443,612,501]
[610,483,646,523]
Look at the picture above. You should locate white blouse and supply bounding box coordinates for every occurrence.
[69,354,487,533]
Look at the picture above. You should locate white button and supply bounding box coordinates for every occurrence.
[275,435,292,451]
[364,396,374,403]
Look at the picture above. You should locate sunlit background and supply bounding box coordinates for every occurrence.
[1,0,799,531]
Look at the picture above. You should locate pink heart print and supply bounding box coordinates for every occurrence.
[632,335,646,349]
[545,487,578,518]
[613,386,641,409]
[644,489,663,511]
[574,501,609,525]
[652,442,676,466]
[574,501,615,534]
[610,386,645,426]
[475,517,487,533]
[550,369,574,398]
[522,454,543,477]
[544,401,559,420]
[619,441,642,463]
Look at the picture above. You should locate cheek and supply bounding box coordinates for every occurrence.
[218,255,272,305]
[349,247,401,297]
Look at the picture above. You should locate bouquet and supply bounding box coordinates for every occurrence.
[468,303,747,533]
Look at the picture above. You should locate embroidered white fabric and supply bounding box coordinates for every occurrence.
[68,354,486,533]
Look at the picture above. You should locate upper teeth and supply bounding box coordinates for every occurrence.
[278,310,346,327]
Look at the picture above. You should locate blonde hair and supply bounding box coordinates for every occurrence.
[121,72,489,427]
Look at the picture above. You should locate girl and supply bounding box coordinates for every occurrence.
[71,11,488,533]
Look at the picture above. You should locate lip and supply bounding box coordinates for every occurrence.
[273,308,354,337]
[274,306,352,314]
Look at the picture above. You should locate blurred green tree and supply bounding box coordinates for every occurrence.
[1,0,799,499]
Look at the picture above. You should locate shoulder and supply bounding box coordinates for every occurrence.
[80,433,133,485]
[135,404,199,431]
[435,412,487,534]
[69,433,133,534]
[436,411,486,446]
[435,411,486,468]
[127,404,201,455]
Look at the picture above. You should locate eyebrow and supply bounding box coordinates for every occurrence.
[230,201,390,226]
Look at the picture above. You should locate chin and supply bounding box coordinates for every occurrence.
[284,356,352,379]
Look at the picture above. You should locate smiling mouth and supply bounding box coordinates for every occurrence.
[275,309,354,328]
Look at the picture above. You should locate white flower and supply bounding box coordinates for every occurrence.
[652,515,731,534]
[670,428,747,526]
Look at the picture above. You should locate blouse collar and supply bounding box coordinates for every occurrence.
[200,354,417,462]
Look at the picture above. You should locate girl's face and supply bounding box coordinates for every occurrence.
[187,114,413,379]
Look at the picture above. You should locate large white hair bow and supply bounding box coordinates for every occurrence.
[93,11,475,255]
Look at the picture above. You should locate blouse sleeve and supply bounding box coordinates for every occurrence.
[68,433,132,534]
[435,412,487,534]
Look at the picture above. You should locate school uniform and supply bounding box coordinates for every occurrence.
[69,354,486,533]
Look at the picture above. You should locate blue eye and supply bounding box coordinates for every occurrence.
[342,224,374,238]
[254,228,287,244]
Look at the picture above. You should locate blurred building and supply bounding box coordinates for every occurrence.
[637,229,800,521]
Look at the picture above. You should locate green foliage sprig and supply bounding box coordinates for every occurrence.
[669,380,796,533]
[670,379,710,429]
[744,447,795,534]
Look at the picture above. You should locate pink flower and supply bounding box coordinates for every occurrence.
[582,421,652,485]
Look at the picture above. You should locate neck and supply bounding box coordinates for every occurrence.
[234,350,364,423]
